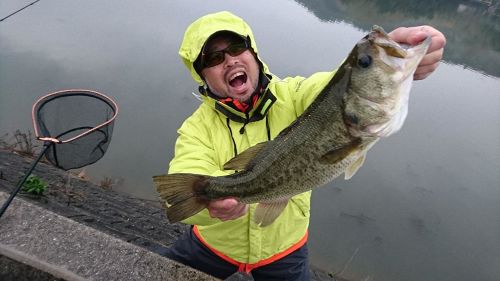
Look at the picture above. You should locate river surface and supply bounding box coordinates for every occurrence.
[1,1,499,280]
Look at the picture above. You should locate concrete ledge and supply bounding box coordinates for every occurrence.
[0,191,218,281]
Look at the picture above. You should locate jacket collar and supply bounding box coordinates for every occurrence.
[199,72,276,124]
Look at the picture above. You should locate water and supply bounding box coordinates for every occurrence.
[1,1,499,280]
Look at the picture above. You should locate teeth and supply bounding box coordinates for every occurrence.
[229,72,245,81]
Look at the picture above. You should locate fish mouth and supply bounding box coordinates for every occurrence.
[345,27,432,138]
[371,26,431,81]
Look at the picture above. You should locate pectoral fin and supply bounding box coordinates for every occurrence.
[254,199,289,227]
[344,140,378,179]
[223,142,268,171]
[319,138,362,164]
[344,154,366,180]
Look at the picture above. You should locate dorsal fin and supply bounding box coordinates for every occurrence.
[223,142,268,171]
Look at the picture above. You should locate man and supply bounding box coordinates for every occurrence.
[163,11,446,280]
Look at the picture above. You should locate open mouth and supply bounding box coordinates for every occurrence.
[229,71,248,88]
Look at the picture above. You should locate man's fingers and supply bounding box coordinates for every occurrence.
[414,65,436,80]
[211,205,247,221]
[217,204,249,221]
[389,26,446,51]
[389,25,446,81]
[418,48,444,67]
[414,43,444,80]
[207,198,248,220]
[427,29,447,54]
[388,27,419,44]
[209,198,239,211]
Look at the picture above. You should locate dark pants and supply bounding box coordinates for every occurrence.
[161,227,310,281]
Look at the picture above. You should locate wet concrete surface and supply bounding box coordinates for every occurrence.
[0,149,336,280]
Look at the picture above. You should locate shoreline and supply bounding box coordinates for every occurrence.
[0,149,338,280]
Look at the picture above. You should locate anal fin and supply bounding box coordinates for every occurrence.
[254,199,289,227]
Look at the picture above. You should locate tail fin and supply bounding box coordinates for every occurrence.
[153,173,210,223]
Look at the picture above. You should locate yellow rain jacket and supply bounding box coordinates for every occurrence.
[169,11,337,270]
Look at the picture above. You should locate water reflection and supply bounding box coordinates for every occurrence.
[1,1,499,281]
[296,0,500,77]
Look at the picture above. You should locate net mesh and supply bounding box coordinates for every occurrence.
[33,90,117,170]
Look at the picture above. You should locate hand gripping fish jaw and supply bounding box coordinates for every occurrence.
[344,26,430,138]
[154,26,430,227]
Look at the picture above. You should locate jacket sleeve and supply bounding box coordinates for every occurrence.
[167,107,230,226]
[285,69,338,116]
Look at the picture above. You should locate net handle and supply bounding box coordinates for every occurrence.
[31,89,119,144]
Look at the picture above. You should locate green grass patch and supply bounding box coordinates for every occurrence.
[22,175,48,196]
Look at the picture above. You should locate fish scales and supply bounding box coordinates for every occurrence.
[207,71,357,202]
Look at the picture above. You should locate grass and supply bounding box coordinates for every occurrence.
[0,129,39,156]
[99,176,114,190]
[1,129,123,199]
[22,175,48,197]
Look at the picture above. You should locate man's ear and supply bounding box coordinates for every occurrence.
[198,86,207,95]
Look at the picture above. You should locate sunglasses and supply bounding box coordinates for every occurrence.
[201,41,250,68]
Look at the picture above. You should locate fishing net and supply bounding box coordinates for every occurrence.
[0,89,118,218]
[33,89,118,170]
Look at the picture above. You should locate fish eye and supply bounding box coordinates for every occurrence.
[357,55,372,68]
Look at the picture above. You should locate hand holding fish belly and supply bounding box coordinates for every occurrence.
[207,198,248,221]
[154,26,431,227]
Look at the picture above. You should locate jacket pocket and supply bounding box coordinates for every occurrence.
[290,191,311,218]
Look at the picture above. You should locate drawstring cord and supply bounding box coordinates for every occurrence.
[227,114,270,160]
[238,113,270,139]
[226,118,238,157]
[239,112,250,134]
[265,115,271,141]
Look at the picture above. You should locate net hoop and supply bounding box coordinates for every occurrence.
[31,89,119,144]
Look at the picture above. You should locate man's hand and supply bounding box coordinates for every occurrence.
[207,198,248,221]
[389,26,446,80]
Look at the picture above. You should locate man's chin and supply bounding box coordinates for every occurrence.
[229,90,252,102]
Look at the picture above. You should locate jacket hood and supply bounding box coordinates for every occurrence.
[179,11,271,86]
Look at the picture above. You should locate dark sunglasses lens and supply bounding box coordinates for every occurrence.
[202,41,249,68]
[227,43,248,56]
[204,52,225,67]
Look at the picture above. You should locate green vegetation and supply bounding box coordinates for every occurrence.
[0,129,38,156]
[22,175,48,196]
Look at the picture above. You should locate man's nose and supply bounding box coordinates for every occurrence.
[223,52,239,67]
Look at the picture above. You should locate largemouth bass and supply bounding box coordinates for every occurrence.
[154,26,430,226]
